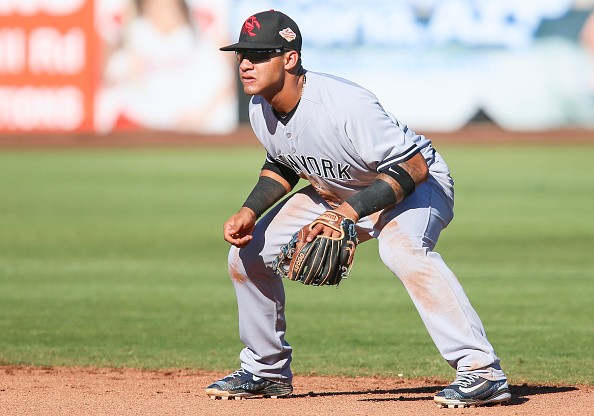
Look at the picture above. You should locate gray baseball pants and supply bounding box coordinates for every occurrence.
[227,158,504,383]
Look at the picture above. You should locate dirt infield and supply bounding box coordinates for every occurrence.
[1,367,592,416]
[1,124,593,149]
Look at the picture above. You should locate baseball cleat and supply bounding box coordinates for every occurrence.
[434,372,511,408]
[205,368,293,400]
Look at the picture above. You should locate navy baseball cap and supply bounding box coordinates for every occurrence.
[220,10,302,52]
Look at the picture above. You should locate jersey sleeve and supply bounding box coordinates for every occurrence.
[342,89,420,172]
[262,153,301,188]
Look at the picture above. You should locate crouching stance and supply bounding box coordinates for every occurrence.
[206,10,511,408]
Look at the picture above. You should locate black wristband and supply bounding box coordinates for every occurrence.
[243,176,288,218]
[345,179,398,219]
[380,164,416,198]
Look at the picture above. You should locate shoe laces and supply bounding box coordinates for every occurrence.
[451,372,482,387]
[226,368,249,379]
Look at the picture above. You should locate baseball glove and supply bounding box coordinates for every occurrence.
[273,210,359,286]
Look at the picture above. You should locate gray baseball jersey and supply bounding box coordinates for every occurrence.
[230,70,505,384]
[250,71,437,204]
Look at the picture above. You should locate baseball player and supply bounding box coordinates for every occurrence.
[206,10,511,408]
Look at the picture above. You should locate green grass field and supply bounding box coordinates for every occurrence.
[0,144,592,385]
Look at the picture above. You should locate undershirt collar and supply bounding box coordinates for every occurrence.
[271,74,306,125]
[272,101,300,125]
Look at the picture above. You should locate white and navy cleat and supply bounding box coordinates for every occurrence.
[205,368,293,400]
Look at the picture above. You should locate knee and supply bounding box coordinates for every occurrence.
[227,244,270,283]
[377,236,430,282]
[228,246,247,283]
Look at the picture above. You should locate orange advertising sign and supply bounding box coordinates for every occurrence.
[0,0,96,132]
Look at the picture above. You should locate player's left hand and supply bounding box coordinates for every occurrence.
[303,203,359,242]
[273,209,359,286]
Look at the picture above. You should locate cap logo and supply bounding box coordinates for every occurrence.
[279,27,297,42]
[242,16,261,37]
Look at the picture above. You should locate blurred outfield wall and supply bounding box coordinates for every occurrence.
[1,0,593,135]
[231,0,594,131]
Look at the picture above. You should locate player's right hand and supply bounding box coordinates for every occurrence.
[223,207,257,247]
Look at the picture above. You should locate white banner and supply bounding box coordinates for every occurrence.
[228,0,594,131]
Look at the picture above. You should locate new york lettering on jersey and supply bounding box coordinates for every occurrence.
[274,153,353,180]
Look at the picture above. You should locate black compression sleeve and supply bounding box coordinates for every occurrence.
[242,176,288,218]
[345,179,398,219]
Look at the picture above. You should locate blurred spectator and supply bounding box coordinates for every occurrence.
[95,0,237,134]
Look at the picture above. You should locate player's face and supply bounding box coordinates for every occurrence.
[236,49,287,97]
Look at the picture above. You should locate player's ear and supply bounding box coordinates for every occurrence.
[284,50,300,71]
